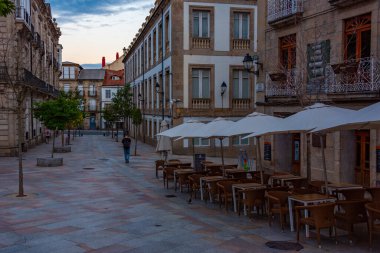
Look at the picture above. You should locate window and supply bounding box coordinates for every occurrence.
[78,84,83,96]
[89,85,96,96]
[193,11,210,38]
[111,76,120,80]
[62,66,75,79]
[280,34,296,70]
[165,14,170,53]
[233,70,249,99]
[69,67,75,79]
[233,134,249,146]
[194,138,210,147]
[105,90,111,99]
[233,13,249,39]
[344,14,371,60]
[63,84,70,93]
[153,29,157,63]
[192,69,210,98]
[89,99,96,111]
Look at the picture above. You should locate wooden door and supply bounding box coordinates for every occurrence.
[355,130,370,186]
[292,133,301,175]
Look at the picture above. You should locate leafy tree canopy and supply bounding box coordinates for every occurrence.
[112,85,133,119]
[131,107,142,126]
[0,0,15,17]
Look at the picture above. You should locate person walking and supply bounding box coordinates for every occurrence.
[45,129,51,144]
[122,132,132,163]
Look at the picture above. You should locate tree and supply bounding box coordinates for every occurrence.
[0,0,15,17]
[112,85,133,133]
[102,104,118,138]
[131,107,142,156]
[34,92,82,158]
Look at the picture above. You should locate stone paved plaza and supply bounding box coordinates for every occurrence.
[0,135,377,253]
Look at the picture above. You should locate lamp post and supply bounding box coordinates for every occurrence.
[220,81,227,109]
[155,82,164,121]
[138,93,145,143]
[243,53,263,76]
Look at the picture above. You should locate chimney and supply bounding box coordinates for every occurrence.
[102,57,106,68]
[116,52,119,60]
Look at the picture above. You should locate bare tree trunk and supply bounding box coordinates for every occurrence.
[61,130,64,147]
[134,125,138,156]
[52,128,57,158]
[17,108,25,197]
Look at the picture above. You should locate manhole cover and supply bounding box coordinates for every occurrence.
[83,167,95,170]
[99,158,109,161]
[165,195,176,198]
[265,241,303,251]
[154,224,162,227]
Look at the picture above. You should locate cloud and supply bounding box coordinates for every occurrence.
[49,0,152,25]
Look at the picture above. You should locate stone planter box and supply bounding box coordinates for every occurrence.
[53,146,71,153]
[37,158,63,167]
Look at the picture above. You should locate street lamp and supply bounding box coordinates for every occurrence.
[220,81,227,109]
[155,82,164,120]
[138,93,145,143]
[243,53,263,76]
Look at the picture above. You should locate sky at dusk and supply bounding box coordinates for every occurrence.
[49,0,154,65]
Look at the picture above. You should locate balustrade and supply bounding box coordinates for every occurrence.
[192,38,211,49]
[192,98,210,109]
[232,39,250,50]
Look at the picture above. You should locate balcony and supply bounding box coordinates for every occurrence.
[328,0,368,7]
[266,69,300,97]
[267,0,303,28]
[325,57,380,94]
[15,6,32,30]
[232,98,250,110]
[88,90,97,97]
[23,69,59,97]
[232,39,250,50]
[192,98,211,109]
[192,37,211,49]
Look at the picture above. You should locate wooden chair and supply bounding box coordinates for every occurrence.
[335,200,368,242]
[308,180,328,194]
[266,190,290,231]
[217,180,237,211]
[188,174,203,199]
[296,202,337,248]
[178,163,192,168]
[367,187,380,202]
[168,159,181,163]
[238,188,266,218]
[176,173,191,193]
[155,160,165,178]
[334,188,366,200]
[163,166,176,189]
[365,202,380,249]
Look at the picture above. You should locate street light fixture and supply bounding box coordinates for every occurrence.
[243,53,263,76]
[220,81,227,109]
[155,82,164,120]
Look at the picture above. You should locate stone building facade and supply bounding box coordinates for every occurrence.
[256,0,380,186]
[0,0,61,156]
[124,0,258,158]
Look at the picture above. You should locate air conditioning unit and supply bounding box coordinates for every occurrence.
[256,83,264,92]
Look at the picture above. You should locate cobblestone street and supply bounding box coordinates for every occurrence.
[0,135,376,253]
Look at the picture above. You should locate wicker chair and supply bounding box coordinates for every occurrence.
[163,166,176,189]
[238,188,266,218]
[217,180,237,211]
[335,200,368,242]
[266,190,290,231]
[367,187,380,202]
[155,160,165,178]
[188,174,203,199]
[365,202,380,248]
[176,173,191,193]
[333,188,366,201]
[296,202,337,248]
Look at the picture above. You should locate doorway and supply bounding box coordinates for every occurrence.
[292,133,301,175]
[355,130,370,186]
[90,115,96,130]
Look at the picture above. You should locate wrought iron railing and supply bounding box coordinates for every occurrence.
[23,69,58,97]
[325,57,380,93]
[267,0,303,24]
[266,69,300,97]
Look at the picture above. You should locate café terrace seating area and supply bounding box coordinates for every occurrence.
[155,159,380,249]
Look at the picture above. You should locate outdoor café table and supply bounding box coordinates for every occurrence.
[232,183,266,214]
[288,193,336,237]
[269,174,304,187]
[225,169,250,179]
[322,182,363,196]
[173,169,195,192]
[200,176,224,202]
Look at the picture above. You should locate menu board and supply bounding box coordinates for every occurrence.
[264,142,271,161]
[194,153,206,171]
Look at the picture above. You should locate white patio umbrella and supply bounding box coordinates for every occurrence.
[244,103,357,190]
[156,119,205,138]
[224,112,284,184]
[176,118,235,167]
[156,120,171,161]
[311,101,380,133]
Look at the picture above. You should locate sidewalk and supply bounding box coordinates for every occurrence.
[0,135,375,253]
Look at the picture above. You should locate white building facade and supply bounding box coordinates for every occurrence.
[124,0,258,156]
